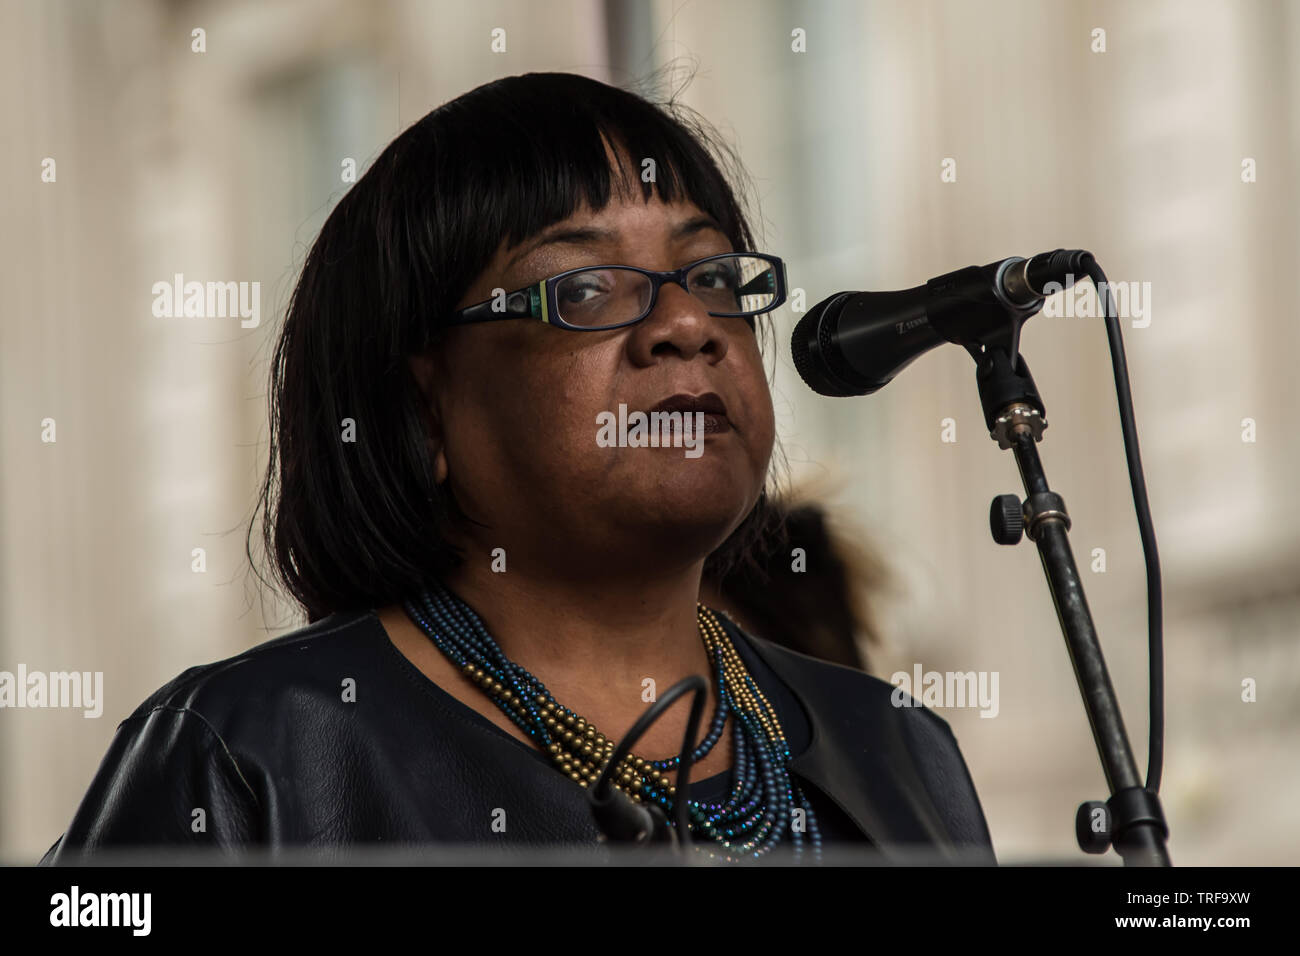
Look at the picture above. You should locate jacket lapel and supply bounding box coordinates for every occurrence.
[728,620,967,859]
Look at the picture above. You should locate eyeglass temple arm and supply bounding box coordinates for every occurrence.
[444,283,545,326]
[733,259,785,299]
[735,273,774,297]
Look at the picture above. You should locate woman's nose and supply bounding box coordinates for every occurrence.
[633,282,728,363]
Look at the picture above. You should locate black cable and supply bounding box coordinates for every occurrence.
[590,674,709,847]
[1080,254,1165,793]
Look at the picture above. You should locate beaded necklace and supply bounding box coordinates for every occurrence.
[403,579,823,863]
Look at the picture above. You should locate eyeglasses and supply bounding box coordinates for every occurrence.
[444,252,787,332]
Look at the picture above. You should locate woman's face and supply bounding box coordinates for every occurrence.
[412,190,776,576]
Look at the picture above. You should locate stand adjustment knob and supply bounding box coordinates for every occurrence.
[1076,801,1112,854]
[990,494,1024,545]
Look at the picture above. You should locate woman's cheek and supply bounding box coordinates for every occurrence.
[745,369,777,458]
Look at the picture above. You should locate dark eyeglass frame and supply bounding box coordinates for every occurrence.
[444,252,788,332]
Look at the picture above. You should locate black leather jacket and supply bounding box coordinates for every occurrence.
[40,609,995,864]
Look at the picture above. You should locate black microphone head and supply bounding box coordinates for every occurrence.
[790,294,871,397]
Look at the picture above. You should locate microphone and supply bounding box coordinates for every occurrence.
[588,786,674,844]
[790,249,1093,396]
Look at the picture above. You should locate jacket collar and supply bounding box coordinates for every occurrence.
[720,614,967,859]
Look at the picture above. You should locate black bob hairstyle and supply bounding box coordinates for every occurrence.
[250,70,787,625]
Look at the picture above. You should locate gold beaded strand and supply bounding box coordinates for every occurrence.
[457,604,786,804]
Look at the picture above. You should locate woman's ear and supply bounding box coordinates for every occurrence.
[408,351,449,486]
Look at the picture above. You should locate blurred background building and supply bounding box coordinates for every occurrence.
[3,0,1297,864]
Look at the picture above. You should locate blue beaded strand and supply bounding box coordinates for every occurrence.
[402,579,822,863]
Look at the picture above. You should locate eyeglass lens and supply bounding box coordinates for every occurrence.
[553,254,778,328]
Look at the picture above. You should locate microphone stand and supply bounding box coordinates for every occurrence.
[969,342,1171,866]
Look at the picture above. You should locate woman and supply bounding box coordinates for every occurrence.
[40,71,994,865]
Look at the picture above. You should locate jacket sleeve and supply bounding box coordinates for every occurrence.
[39,704,262,864]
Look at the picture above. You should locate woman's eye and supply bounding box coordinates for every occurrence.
[693,267,737,290]
[560,280,608,304]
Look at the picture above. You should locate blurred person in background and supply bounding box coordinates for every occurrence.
[701,495,891,674]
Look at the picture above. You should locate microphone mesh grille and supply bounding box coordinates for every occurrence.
[790,299,859,397]
[790,311,817,388]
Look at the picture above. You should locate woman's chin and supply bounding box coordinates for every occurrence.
[638,449,756,500]
[610,470,757,543]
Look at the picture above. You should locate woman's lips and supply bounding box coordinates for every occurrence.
[697,412,731,434]
[647,392,732,433]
